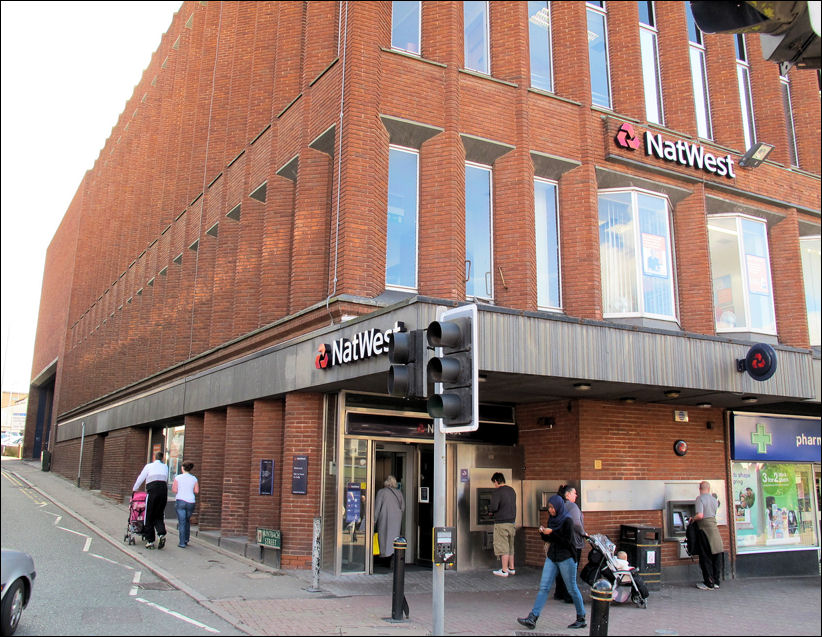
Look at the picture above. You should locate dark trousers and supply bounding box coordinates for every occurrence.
[698,551,722,587]
[143,481,168,543]
[554,547,581,601]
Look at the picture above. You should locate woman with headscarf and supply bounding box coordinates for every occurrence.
[517,494,587,630]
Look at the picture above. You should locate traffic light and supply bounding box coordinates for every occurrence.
[690,1,821,71]
[387,328,426,398]
[426,304,478,432]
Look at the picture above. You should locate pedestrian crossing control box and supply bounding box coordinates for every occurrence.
[433,526,456,567]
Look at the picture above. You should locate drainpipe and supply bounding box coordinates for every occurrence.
[76,420,85,487]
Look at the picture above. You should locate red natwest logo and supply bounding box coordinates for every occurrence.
[615,123,640,150]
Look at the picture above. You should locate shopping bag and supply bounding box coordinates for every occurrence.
[373,532,380,555]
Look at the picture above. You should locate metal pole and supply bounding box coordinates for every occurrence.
[76,421,85,486]
[308,516,322,592]
[433,408,445,635]
[589,578,613,636]
[391,537,408,620]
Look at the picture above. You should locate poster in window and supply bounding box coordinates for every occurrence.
[345,483,361,525]
[641,232,667,278]
[746,254,770,295]
[259,459,274,496]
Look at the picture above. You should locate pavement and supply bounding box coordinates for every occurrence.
[2,456,820,636]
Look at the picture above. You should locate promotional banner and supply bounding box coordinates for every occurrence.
[760,463,801,545]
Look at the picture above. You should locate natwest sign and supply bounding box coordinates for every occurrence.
[614,123,736,180]
[315,322,404,370]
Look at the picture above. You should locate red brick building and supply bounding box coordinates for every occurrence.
[25,2,820,580]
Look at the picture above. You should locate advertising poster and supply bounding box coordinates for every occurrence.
[345,482,361,525]
[641,232,668,278]
[731,464,758,538]
[760,463,800,545]
[259,459,274,496]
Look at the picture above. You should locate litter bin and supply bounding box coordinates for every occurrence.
[41,449,52,472]
[619,524,661,590]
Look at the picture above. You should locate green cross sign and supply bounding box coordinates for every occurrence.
[751,423,772,454]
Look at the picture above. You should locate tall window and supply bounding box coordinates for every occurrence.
[386,147,419,290]
[780,73,800,167]
[638,1,664,124]
[464,1,490,74]
[735,34,757,150]
[587,1,612,109]
[685,2,713,139]
[465,163,493,301]
[391,1,421,55]
[708,215,776,334]
[528,1,553,92]
[800,236,821,346]
[535,179,561,309]
[599,189,676,320]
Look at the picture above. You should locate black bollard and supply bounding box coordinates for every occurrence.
[391,537,410,620]
[589,578,613,636]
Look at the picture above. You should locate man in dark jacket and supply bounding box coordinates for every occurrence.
[489,472,517,576]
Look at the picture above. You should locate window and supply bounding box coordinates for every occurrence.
[685,3,713,139]
[780,74,800,167]
[386,147,419,290]
[465,163,493,301]
[800,236,821,346]
[391,1,421,55]
[708,215,776,334]
[599,189,676,320]
[587,2,612,109]
[464,1,490,74]
[638,1,664,124]
[735,35,757,150]
[535,178,561,309]
[528,1,553,92]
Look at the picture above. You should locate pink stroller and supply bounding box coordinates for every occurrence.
[124,491,147,545]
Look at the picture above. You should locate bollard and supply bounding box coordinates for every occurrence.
[309,517,322,592]
[391,537,410,621]
[589,578,613,636]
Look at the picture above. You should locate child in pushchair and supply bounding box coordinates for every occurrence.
[580,534,649,608]
[124,491,147,545]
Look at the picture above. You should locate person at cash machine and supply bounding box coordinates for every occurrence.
[691,480,723,590]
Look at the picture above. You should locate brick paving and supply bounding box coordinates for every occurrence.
[4,458,820,636]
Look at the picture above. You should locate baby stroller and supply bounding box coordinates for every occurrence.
[581,534,649,608]
[124,491,147,545]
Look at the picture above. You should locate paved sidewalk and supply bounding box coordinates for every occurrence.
[2,457,820,636]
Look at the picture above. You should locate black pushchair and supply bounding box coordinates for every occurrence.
[581,534,649,608]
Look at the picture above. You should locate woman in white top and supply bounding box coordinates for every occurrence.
[172,462,199,548]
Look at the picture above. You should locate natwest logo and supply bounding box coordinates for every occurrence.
[613,122,736,180]
[615,123,641,150]
[315,322,404,370]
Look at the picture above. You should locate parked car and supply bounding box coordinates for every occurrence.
[1,549,36,635]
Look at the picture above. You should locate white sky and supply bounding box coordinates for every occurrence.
[1,1,181,393]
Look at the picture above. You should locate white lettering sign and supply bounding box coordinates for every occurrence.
[645,132,736,179]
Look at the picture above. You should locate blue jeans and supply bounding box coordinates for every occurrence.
[175,500,196,546]
[531,556,586,619]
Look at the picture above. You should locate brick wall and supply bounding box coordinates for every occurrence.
[199,409,227,531]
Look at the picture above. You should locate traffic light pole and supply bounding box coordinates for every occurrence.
[433,409,445,636]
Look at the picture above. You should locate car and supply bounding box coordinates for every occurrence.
[1,434,22,447]
[1,549,36,636]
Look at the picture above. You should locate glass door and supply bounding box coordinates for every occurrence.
[341,438,369,573]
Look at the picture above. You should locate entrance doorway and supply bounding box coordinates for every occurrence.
[371,442,434,572]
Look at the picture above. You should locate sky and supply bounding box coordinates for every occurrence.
[1,1,181,393]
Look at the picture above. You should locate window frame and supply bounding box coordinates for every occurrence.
[800,235,821,347]
[638,1,664,125]
[598,187,678,322]
[586,1,613,110]
[528,0,554,93]
[534,177,562,311]
[780,73,800,168]
[391,1,422,56]
[707,213,777,336]
[465,161,494,302]
[735,34,757,150]
[686,3,713,140]
[463,0,491,75]
[385,145,420,292]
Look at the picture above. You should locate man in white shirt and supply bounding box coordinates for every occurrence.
[133,451,169,549]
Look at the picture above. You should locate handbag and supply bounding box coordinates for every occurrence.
[373,532,380,555]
